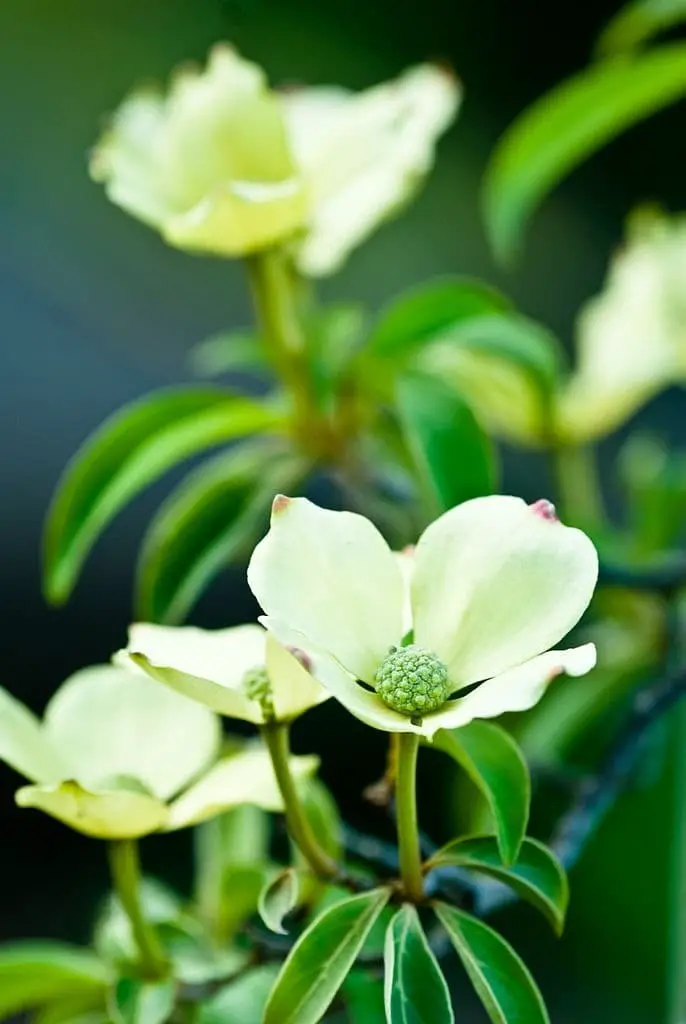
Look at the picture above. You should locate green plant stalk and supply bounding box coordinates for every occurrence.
[396,732,424,902]
[245,248,311,424]
[262,722,339,880]
[193,817,226,944]
[108,839,167,977]
[551,442,606,529]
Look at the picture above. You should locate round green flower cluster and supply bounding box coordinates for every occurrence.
[375,645,451,717]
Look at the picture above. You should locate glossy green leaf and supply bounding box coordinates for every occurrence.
[428,835,569,935]
[384,905,454,1023]
[110,978,175,1024]
[35,994,107,1024]
[596,0,686,56]
[135,443,306,623]
[188,329,267,378]
[397,372,496,514]
[263,887,391,1024]
[160,928,246,986]
[367,277,510,358]
[433,723,530,864]
[483,43,686,263]
[198,965,280,1024]
[434,904,549,1024]
[343,971,386,1023]
[44,387,282,604]
[258,868,301,935]
[433,313,564,392]
[0,942,109,1016]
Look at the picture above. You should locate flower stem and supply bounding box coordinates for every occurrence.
[262,722,338,880]
[108,839,167,977]
[245,248,311,422]
[551,443,606,529]
[396,732,424,902]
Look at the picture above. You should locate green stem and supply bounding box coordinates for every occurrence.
[193,817,225,944]
[396,732,424,902]
[108,839,167,977]
[551,443,606,529]
[262,722,338,880]
[245,248,310,422]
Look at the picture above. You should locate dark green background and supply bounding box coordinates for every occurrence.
[1,2,685,1020]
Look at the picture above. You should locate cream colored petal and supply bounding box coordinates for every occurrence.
[248,496,404,683]
[283,65,460,276]
[0,687,67,783]
[430,644,597,733]
[265,633,330,721]
[412,495,598,686]
[120,623,265,723]
[395,547,415,637]
[43,665,221,800]
[15,781,168,839]
[261,618,423,735]
[163,178,306,257]
[91,44,307,257]
[166,747,319,830]
[558,211,686,443]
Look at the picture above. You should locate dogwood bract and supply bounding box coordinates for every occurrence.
[247,495,599,737]
[116,623,328,724]
[0,666,316,838]
[90,44,459,273]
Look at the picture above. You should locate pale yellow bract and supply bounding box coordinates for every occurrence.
[116,622,329,725]
[429,211,686,446]
[0,665,316,839]
[246,494,599,738]
[90,43,460,274]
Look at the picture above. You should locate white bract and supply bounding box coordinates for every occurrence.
[281,63,460,276]
[247,495,599,738]
[557,210,686,443]
[91,43,459,274]
[434,210,686,447]
[116,622,329,724]
[0,666,316,838]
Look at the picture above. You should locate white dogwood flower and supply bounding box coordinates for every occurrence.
[247,495,598,738]
[1,665,316,838]
[116,623,328,724]
[91,44,459,273]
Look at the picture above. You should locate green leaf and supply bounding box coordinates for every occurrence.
[384,905,454,1023]
[596,0,686,57]
[343,971,386,1023]
[432,313,563,393]
[263,887,392,1024]
[217,865,268,943]
[367,277,510,359]
[434,904,549,1024]
[135,443,307,623]
[483,42,686,263]
[188,329,267,378]
[396,372,496,514]
[35,998,107,1024]
[308,303,368,403]
[0,942,109,1016]
[198,965,280,1024]
[428,835,569,935]
[110,978,175,1024]
[44,387,282,604]
[258,868,301,935]
[433,723,530,864]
